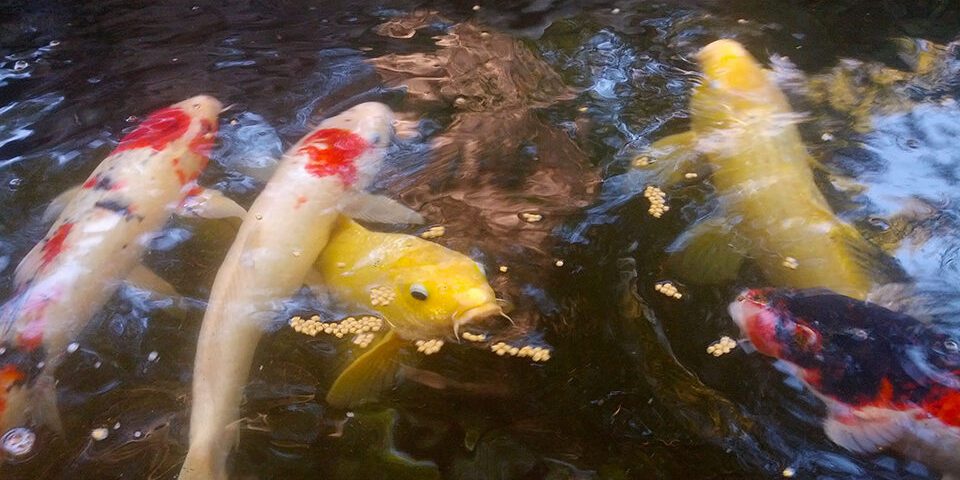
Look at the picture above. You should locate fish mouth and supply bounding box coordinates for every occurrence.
[452,303,503,340]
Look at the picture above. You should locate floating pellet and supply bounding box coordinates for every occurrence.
[415,339,444,355]
[643,185,668,218]
[782,257,799,269]
[655,281,682,299]
[420,226,446,239]
[462,331,486,342]
[498,265,508,273]
[521,212,543,223]
[91,428,109,441]
[707,336,738,357]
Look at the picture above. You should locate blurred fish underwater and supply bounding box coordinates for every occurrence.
[1,0,960,479]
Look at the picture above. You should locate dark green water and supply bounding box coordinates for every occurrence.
[1,1,958,478]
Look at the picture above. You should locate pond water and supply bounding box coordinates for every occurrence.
[1,1,959,478]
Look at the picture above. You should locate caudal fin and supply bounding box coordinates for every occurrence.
[0,365,62,439]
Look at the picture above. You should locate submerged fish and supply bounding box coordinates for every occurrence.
[179,102,422,480]
[730,288,960,476]
[313,216,503,408]
[640,39,888,300]
[0,95,225,441]
[793,37,960,133]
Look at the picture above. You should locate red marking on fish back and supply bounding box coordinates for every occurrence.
[294,195,307,209]
[0,365,25,414]
[40,223,73,267]
[188,119,217,157]
[82,177,97,189]
[114,107,191,154]
[298,128,367,185]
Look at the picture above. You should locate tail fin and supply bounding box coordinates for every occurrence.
[0,357,63,438]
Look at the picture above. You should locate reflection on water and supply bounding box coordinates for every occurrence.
[0,0,959,479]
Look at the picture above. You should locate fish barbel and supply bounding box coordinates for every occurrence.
[179,102,422,480]
[313,216,503,408]
[0,95,224,447]
[638,39,887,300]
[730,288,960,476]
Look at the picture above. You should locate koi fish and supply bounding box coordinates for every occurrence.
[179,102,423,480]
[0,95,225,443]
[730,288,960,477]
[313,216,504,408]
[638,39,888,300]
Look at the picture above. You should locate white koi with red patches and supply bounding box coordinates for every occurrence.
[0,95,222,438]
[179,102,411,480]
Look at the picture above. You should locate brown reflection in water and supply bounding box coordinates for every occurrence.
[370,13,599,336]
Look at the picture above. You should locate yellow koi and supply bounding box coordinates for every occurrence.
[640,39,887,300]
[313,216,503,408]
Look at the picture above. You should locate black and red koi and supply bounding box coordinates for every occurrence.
[0,95,223,443]
[730,288,960,475]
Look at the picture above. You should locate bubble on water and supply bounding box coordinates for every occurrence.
[2,428,36,458]
[147,351,159,362]
[67,342,80,353]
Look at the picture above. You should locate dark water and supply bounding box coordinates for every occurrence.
[1,0,959,478]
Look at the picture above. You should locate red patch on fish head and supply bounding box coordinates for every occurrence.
[114,107,191,154]
[40,223,73,268]
[297,128,368,185]
[730,290,788,358]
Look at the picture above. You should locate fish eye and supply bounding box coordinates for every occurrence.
[410,284,428,301]
[945,339,959,353]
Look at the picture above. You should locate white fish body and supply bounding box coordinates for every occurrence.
[179,102,420,480]
[0,95,223,438]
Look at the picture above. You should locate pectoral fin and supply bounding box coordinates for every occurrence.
[633,131,705,187]
[42,186,81,223]
[326,330,404,408]
[177,188,246,220]
[126,264,178,298]
[339,191,424,225]
[823,405,905,454]
[666,217,746,284]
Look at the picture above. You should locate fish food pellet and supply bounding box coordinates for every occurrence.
[353,333,376,348]
[654,281,682,299]
[555,259,564,267]
[498,265,508,273]
[91,428,109,441]
[462,331,486,342]
[415,339,444,355]
[490,342,551,362]
[684,172,698,179]
[643,185,669,218]
[290,315,383,338]
[632,155,650,167]
[521,212,543,223]
[369,286,396,306]
[706,336,738,357]
[782,257,799,269]
[782,467,796,477]
[420,226,446,239]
